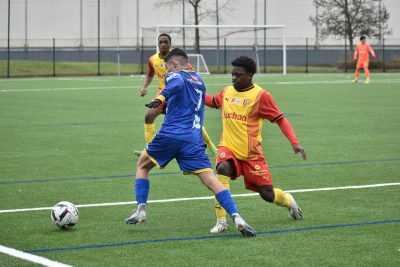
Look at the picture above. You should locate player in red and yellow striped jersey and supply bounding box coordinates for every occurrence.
[134,34,217,156]
[352,36,376,84]
[205,56,307,233]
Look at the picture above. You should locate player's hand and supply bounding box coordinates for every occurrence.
[145,99,162,109]
[140,87,147,97]
[293,144,307,160]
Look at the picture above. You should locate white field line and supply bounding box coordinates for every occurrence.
[0,182,399,214]
[1,79,400,93]
[0,245,73,267]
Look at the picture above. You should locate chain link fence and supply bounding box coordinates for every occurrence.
[1,0,399,77]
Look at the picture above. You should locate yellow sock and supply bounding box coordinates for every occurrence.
[273,188,292,208]
[214,174,230,221]
[144,123,155,144]
[202,126,216,149]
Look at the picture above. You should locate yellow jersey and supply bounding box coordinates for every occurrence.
[147,52,168,92]
[206,84,283,160]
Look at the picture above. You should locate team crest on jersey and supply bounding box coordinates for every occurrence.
[254,164,261,171]
[243,99,252,106]
[219,152,226,158]
[230,98,241,104]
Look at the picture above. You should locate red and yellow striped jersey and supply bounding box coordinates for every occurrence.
[147,52,168,91]
[206,84,283,160]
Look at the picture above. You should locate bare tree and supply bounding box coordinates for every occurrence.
[310,0,391,50]
[158,0,234,53]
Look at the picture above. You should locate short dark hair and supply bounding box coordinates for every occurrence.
[231,56,257,75]
[360,36,366,41]
[164,48,188,63]
[158,33,172,43]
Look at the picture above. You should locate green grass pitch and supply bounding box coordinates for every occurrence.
[0,73,399,266]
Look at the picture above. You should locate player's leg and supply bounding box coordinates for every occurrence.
[364,61,371,83]
[197,171,255,237]
[256,185,302,220]
[177,143,255,237]
[209,160,234,233]
[125,154,155,224]
[352,62,362,83]
[126,136,175,224]
[134,107,163,156]
[202,126,218,155]
[242,157,303,220]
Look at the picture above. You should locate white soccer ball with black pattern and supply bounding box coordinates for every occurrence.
[51,201,79,229]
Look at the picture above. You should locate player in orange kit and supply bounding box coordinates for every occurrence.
[205,56,307,233]
[352,36,376,84]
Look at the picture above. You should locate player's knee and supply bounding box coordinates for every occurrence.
[216,161,234,177]
[258,186,275,203]
[144,113,155,124]
[137,154,154,172]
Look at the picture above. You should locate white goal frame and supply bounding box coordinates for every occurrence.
[156,24,287,75]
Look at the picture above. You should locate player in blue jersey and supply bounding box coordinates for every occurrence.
[125,48,256,237]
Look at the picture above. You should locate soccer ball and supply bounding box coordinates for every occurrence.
[51,201,79,229]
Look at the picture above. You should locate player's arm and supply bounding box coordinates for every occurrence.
[205,88,225,109]
[368,44,376,58]
[353,45,359,61]
[146,73,182,109]
[141,59,155,97]
[258,91,307,160]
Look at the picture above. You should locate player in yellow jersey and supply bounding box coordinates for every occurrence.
[205,56,307,233]
[134,33,217,156]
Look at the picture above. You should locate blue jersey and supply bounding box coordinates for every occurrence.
[157,70,206,145]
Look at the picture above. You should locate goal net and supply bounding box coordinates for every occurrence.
[142,24,287,74]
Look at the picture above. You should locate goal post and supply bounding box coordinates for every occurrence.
[155,24,287,75]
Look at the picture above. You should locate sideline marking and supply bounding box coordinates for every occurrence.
[1,79,400,92]
[24,219,400,253]
[1,182,399,214]
[0,245,73,267]
[1,157,399,185]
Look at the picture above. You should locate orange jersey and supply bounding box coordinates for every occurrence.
[354,42,375,62]
[209,84,283,160]
[147,53,168,91]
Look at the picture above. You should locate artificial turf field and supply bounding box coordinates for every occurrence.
[0,73,399,266]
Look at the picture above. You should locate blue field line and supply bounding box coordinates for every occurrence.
[24,219,400,254]
[1,157,399,185]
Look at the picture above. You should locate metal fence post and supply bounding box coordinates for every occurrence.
[344,40,348,73]
[224,38,227,74]
[140,37,144,75]
[97,0,100,76]
[7,0,11,78]
[52,38,56,77]
[382,38,386,72]
[305,38,309,73]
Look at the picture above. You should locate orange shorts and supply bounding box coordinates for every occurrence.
[216,146,273,192]
[356,60,369,69]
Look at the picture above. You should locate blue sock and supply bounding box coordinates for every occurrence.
[135,178,150,205]
[215,190,239,217]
